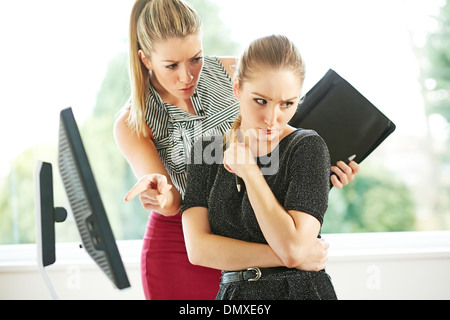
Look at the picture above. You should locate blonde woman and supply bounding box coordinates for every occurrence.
[181,35,337,299]
[115,0,358,300]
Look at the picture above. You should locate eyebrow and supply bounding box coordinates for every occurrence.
[161,50,203,63]
[251,92,298,102]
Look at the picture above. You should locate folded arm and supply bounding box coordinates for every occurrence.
[182,207,283,271]
[182,136,328,272]
[182,206,328,271]
[242,166,322,269]
[223,135,329,270]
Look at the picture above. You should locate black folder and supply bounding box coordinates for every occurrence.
[289,69,396,166]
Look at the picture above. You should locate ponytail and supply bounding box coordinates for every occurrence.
[223,114,242,146]
[127,0,150,137]
[126,0,202,138]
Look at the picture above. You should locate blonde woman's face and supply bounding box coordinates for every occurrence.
[234,69,302,144]
[145,34,204,103]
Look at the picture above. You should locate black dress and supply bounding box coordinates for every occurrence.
[182,129,337,300]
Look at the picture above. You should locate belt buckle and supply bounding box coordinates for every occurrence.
[247,267,262,281]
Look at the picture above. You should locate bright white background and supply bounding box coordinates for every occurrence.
[0,0,133,176]
[0,0,446,229]
[0,0,442,176]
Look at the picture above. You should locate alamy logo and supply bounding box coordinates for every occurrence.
[179,125,280,175]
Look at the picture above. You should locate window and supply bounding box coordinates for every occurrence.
[1,0,448,245]
[0,0,135,244]
[215,0,450,233]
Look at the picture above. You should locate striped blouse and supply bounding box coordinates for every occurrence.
[145,56,240,198]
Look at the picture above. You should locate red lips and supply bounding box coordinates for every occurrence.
[180,85,194,92]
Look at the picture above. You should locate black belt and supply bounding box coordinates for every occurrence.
[220,267,290,284]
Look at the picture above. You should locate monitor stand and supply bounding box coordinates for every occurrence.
[35,161,68,299]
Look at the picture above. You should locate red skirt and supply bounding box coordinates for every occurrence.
[141,211,222,300]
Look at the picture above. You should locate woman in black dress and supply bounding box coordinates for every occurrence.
[181,34,337,300]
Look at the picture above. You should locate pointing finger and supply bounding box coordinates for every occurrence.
[125,174,158,202]
[125,174,172,202]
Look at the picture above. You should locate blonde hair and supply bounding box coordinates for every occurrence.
[127,0,202,137]
[225,34,306,144]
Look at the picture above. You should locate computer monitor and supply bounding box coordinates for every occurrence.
[35,107,130,295]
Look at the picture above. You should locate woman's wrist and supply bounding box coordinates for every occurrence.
[240,164,262,183]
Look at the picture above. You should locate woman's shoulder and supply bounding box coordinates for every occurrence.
[217,56,238,78]
[281,128,329,159]
[284,127,324,145]
[204,56,238,79]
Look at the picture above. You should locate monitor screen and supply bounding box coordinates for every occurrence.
[36,107,130,291]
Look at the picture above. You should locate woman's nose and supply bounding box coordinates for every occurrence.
[264,108,279,127]
[179,65,193,84]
